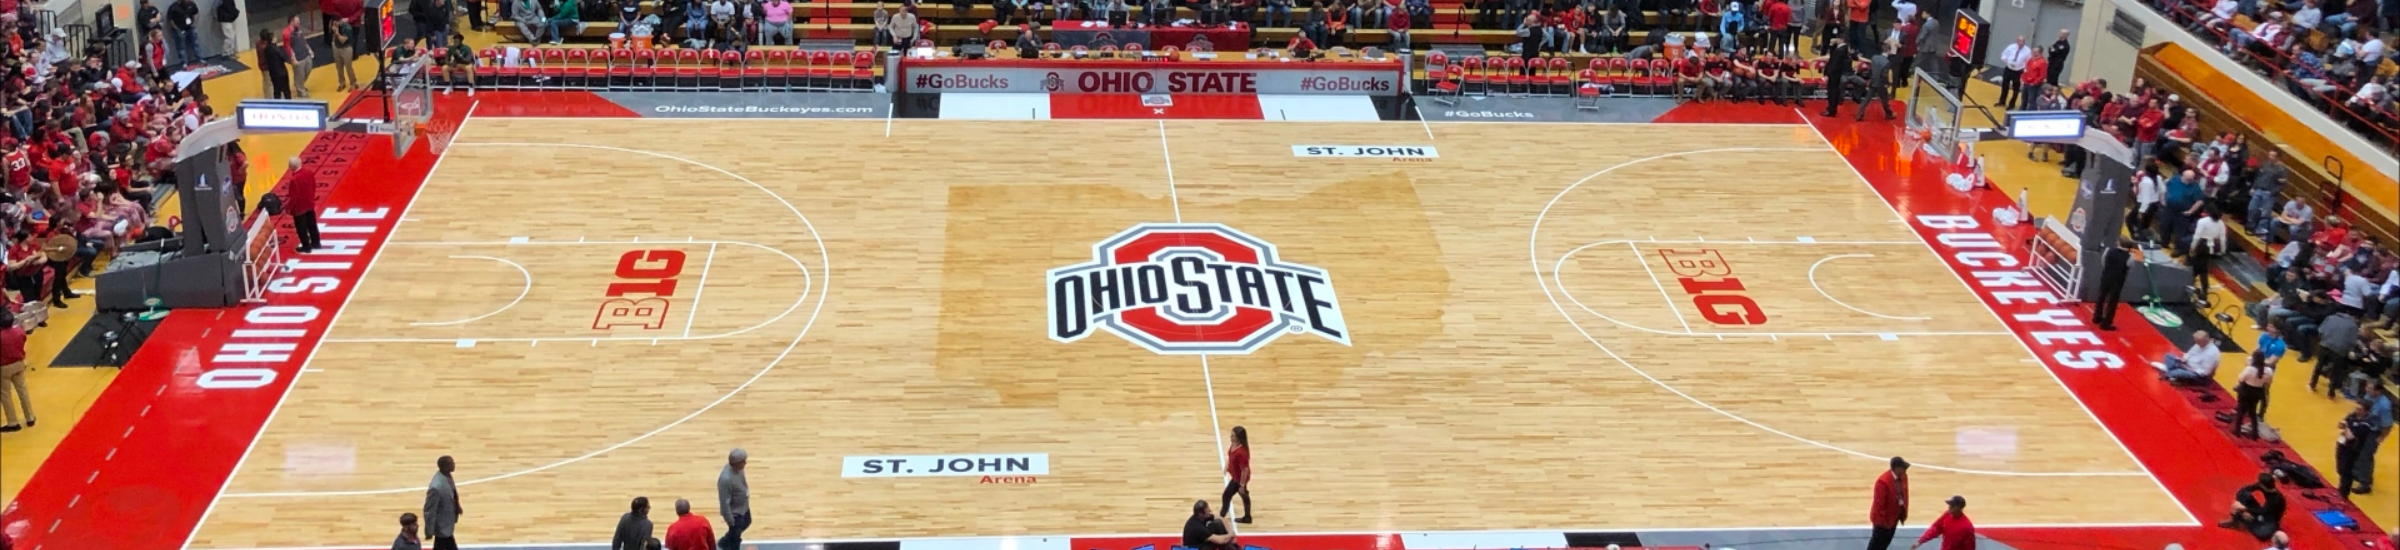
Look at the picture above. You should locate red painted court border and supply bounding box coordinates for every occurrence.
[0,97,473,550]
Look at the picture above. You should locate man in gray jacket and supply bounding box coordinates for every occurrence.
[2247,150,2288,234]
[423,456,463,550]
[613,497,654,550]
[719,448,751,550]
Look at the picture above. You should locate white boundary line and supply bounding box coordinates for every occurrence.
[476,116,1812,129]
[220,141,834,499]
[1792,114,2198,522]
[1624,241,1694,333]
[408,255,534,326]
[1528,146,2149,478]
[680,242,721,338]
[199,521,2210,550]
[1806,254,1932,321]
[179,100,485,550]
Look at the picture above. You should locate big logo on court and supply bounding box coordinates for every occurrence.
[1048,223,1350,355]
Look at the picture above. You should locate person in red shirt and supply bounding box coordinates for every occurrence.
[0,312,30,432]
[663,499,715,550]
[1867,457,1909,550]
[1220,426,1253,523]
[1764,0,1793,55]
[280,157,320,253]
[1844,0,1869,50]
[1912,495,1975,550]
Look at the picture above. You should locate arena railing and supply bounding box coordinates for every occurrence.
[2135,0,2400,149]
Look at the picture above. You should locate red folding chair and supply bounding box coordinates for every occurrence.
[1044,42,1062,58]
[570,48,598,88]
[1576,69,1602,109]
[1123,42,1145,55]
[1608,57,1632,96]
[632,48,661,90]
[848,51,876,89]
[1070,45,1089,58]
[741,50,768,90]
[759,50,789,91]
[1801,59,1827,98]
[676,49,704,89]
[478,48,507,89]
[1460,56,1485,94]
[1647,58,1674,95]
[808,50,835,90]
[1503,57,1529,96]
[538,48,568,89]
[1432,64,1463,104]
[1546,57,1572,95]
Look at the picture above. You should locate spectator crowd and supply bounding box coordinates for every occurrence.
[2149,0,2399,146]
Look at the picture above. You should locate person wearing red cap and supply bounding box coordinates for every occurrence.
[1911,495,1975,550]
[1867,457,1909,550]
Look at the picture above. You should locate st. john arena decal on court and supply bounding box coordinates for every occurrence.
[1048,223,1350,354]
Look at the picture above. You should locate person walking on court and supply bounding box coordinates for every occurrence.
[282,157,320,253]
[1909,496,1975,550]
[718,449,750,550]
[2092,239,2135,330]
[1221,426,1254,524]
[423,456,463,550]
[1867,457,1908,550]
[0,312,31,433]
[613,497,655,550]
[391,513,422,550]
[664,499,715,550]
[2190,210,2227,295]
[2233,353,2275,439]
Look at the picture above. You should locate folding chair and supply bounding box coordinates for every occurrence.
[828,51,855,90]
[1071,45,1089,58]
[761,50,791,91]
[712,50,742,91]
[1575,69,1602,109]
[1647,58,1675,96]
[633,48,661,91]
[1097,44,1118,58]
[1431,64,1462,104]
[744,50,770,90]
[1503,57,1529,96]
[853,48,879,89]
[1459,56,1485,95]
[1800,59,1826,98]
[479,48,510,89]
[1547,57,1572,95]
[1044,42,1062,58]
[1608,57,1632,96]
[538,48,569,89]
[1123,42,1146,56]
[677,49,704,90]
[808,50,835,90]
[1423,57,1448,95]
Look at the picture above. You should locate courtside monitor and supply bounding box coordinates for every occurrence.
[235,100,329,132]
[2008,110,2086,140]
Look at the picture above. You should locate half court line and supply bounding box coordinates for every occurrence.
[681,242,721,338]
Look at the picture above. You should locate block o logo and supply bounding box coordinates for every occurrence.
[1048,223,1350,355]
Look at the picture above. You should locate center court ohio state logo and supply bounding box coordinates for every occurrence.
[1048,223,1351,355]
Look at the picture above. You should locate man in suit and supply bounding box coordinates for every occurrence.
[1818,37,1852,117]
[423,456,463,550]
[2093,239,2136,330]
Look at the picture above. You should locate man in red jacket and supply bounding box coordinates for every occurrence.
[280,157,320,253]
[1867,457,1908,550]
[663,499,715,550]
[1912,495,1976,550]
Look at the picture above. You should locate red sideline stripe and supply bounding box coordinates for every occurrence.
[1051,94,1268,119]
[2,102,462,549]
[1807,111,2381,550]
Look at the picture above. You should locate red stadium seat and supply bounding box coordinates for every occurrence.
[566,48,595,89]
[1431,64,1462,104]
[475,48,501,85]
[829,51,856,90]
[1097,44,1117,59]
[609,49,636,90]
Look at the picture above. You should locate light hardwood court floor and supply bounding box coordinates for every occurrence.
[186,118,2190,549]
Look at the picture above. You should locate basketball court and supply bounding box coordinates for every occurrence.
[181,117,2193,549]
